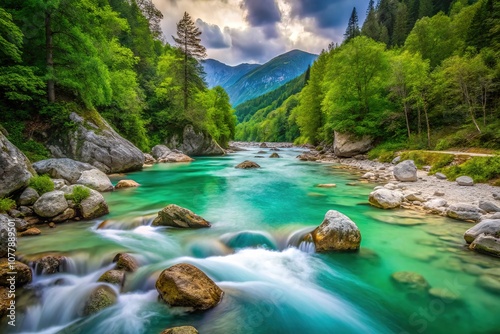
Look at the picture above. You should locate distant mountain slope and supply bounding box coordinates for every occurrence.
[202,59,260,90]
[226,49,317,107]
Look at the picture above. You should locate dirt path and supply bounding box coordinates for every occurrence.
[422,150,496,157]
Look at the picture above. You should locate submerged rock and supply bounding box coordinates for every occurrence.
[391,271,429,291]
[115,180,140,189]
[156,263,223,311]
[477,275,500,294]
[152,205,211,228]
[161,326,199,334]
[235,160,261,169]
[317,184,337,188]
[369,189,404,209]
[393,160,418,182]
[311,210,361,252]
[82,285,118,316]
[428,288,460,301]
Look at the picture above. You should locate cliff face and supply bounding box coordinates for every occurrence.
[0,132,35,197]
[164,125,225,156]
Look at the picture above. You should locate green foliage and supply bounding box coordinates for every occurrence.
[65,185,91,205]
[367,142,407,162]
[399,151,455,170]
[0,198,16,213]
[29,175,54,195]
[438,156,500,183]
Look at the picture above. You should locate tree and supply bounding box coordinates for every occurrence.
[172,12,207,112]
[362,0,382,41]
[344,7,360,42]
[418,0,433,18]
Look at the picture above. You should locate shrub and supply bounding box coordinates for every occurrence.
[438,156,500,183]
[65,186,91,206]
[0,198,16,213]
[367,142,407,162]
[399,151,455,171]
[29,175,54,194]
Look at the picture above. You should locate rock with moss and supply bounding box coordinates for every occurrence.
[161,326,199,334]
[98,270,126,288]
[0,132,36,198]
[79,189,109,220]
[311,210,361,252]
[156,263,223,311]
[0,259,32,287]
[33,191,68,218]
[153,205,211,228]
[165,125,225,156]
[82,285,118,316]
[113,253,138,272]
[32,158,95,184]
[47,112,144,173]
[269,153,280,158]
[32,255,64,274]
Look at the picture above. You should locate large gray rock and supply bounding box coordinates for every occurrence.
[17,187,40,206]
[47,112,144,173]
[479,201,500,213]
[156,263,223,311]
[311,210,361,252]
[456,176,474,186]
[446,203,482,222]
[151,145,193,163]
[464,219,500,244]
[0,132,35,197]
[76,169,113,192]
[152,205,211,228]
[33,158,95,184]
[80,189,109,220]
[369,189,404,209]
[393,160,418,182]
[333,131,373,158]
[470,234,500,257]
[165,125,225,156]
[33,191,68,218]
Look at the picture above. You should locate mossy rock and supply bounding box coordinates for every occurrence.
[83,285,118,316]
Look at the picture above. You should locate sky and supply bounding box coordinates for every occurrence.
[152,0,369,66]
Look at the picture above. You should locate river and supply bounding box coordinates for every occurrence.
[13,146,500,334]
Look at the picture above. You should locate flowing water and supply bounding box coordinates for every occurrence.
[11,147,500,334]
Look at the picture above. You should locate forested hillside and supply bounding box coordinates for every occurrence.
[0,0,235,161]
[237,0,500,152]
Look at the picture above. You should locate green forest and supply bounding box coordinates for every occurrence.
[236,0,500,153]
[0,0,235,161]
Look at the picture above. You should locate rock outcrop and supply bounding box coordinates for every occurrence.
[0,132,35,197]
[311,210,361,252]
[152,205,211,228]
[33,158,95,184]
[165,125,225,156]
[152,145,193,163]
[155,263,223,311]
[47,112,144,173]
[333,131,373,158]
[235,160,261,169]
[393,160,418,182]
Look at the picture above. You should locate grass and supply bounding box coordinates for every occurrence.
[368,142,407,162]
[29,175,54,194]
[65,186,91,205]
[399,151,455,172]
[436,156,500,184]
[0,198,16,213]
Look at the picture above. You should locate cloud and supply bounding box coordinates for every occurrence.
[196,19,231,49]
[241,0,282,27]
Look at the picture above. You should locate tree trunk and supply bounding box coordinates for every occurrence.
[404,101,411,138]
[45,12,55,103]
[422,93,431,148]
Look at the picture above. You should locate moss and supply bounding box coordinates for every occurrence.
[29,175,54,195]
[0,198,16,213]
[64,186,91,206]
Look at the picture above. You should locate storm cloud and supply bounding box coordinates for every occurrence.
[196,19,231,49]
[240,0,282,27]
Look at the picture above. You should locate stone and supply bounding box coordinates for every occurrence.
[235,160,261,169]
[393,160,418,182]
[152,204,211,228]
[428,288,460,301]
[155,263,223,311]
[32,255,64,274]
[0,132,35,198]
[477,275,500,294]
[361,172,375,179]
[52,179,67,190]
[33,191,68,218]
[311,210,361,252]
[391,156,401,164]
[115,180,140,189]
[17,187,40,206]
[80,189,109,220]
[490,213,500,219]
[259,143,268,148]
[152,145,194,163]
[13,218,30,232]
[434,191,445,197]
[19,228,41,237]
[405,192,425,202]
[493,192,500,200]
[46,112,144,173]
[52,208,76,223]
[98,269,126,287]
[435,173,447,180]
[161,326,199,334]
[317,184,337,188]
[165,125,225,156]
[0,215,13,258]
[423,199,448,213]
[32,158,95,184]
[463,219,500,243]
[333,131,373,158]
[18,206,33,216]
[144,153,156,164]
[269,153,280,158]
[446,203,482,222]
[369,189,404,209]
[479,201,500,213]
[469,234,500,257]
[83,285,118,316]
[0,286,14,318]
[391,271,429,291]
[0,259,32,287]
[113,253,139,272]
[297,153,318,161]
[77,169,114,192]
[456,176,474,186]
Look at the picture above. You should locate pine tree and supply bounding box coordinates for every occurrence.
[392,3,409,46]
[418,0,433,18]
[362,1,382,41]
[344,7,360,42]
[172,12,207,112]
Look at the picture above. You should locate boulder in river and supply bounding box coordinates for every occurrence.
[152,205,211,228]
[469,234,500,257]
[98,269,126,288]
[369,189,404,209]
[46,112,144,173]
[152,145,194,163]
[32,158,95,184]
[164,125,225,156]
[115,180,140,189]
[155,263,223,311]
[456,176,474,186]
[33,191,68,218]
[311,210,361,252]
[76,169,114,192]
[235,160,261,169]
[82,285,118,316]
[446,203,482,222]
[269,153,280,158]
[0,132,35,198]
[79,189,109,220]
[0,259,32,287]
[113,253,138,272]
[393,160,418,182]
[464,219,500,243]
[32,255,64,275]
[333,131,373,158]
[161,326,199,334]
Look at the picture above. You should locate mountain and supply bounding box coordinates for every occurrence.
[202,59,260,90]
[204,49,317,107]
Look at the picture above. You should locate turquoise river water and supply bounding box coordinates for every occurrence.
[12,146,500,334]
